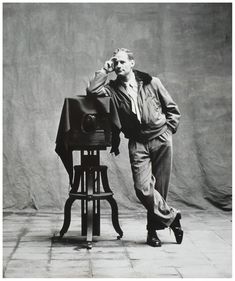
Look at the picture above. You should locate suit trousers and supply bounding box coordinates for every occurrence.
[128,130,178,230]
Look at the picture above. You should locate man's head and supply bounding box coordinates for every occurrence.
[112,48,135,78]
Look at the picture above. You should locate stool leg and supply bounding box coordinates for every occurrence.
[101,167,123,239]
[60,197,76,238]
[86,199,93,249]
[72,166,82,192]
[86,168,94,249]
[106,197,123,239]
[93,170,100,236]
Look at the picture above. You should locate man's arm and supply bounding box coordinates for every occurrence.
[86,60,114,96]
[153,77,181,133]
[87,59,121,156]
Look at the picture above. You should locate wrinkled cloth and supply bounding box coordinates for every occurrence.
[128,132,178,230]
[55,96,121,184]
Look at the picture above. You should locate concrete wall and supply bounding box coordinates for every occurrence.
[3,3,232,211]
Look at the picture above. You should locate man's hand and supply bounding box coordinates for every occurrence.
[103,59,115,73]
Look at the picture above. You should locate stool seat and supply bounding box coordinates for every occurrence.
[69,192,113,200]
[74,165,108,171]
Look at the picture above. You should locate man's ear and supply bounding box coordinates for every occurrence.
[131,60,135,68]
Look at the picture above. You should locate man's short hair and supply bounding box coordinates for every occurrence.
[113,48,134,60]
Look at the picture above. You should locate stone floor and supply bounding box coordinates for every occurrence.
[2,209,232,278]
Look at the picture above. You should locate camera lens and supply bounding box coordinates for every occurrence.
[83,114,97,133]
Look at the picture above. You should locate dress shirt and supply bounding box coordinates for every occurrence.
[124,73,141,123]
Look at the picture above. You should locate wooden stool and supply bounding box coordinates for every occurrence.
[59,150,123,249]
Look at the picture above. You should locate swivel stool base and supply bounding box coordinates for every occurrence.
[59,150,123,249]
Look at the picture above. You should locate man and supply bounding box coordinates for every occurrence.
[87,48,183,247]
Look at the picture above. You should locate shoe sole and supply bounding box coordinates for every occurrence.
[147,241,162,247]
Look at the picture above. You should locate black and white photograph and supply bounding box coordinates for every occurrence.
[2,1,232,278]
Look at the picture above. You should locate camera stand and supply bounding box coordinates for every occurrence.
[59,149,123,249]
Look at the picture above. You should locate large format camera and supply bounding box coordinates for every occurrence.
[64,96,112,149]
[56,95,123,249]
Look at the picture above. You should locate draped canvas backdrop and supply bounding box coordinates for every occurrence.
[3,3,232,212]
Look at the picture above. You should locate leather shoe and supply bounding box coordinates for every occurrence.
[171,212,183,244]
[147,231,162,247]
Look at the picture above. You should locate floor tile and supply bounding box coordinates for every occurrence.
[2,210,232,278]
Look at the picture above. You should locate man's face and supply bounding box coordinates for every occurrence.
[112,51,135,77]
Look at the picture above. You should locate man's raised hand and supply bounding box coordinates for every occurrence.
[103,58,115,73]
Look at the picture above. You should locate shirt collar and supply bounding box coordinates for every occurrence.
[116,71,138,89]
[125,71,137,88]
